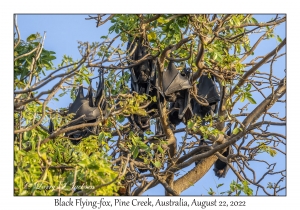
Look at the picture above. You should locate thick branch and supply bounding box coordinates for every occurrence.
[173,155,218,194]
[192,38,205,81]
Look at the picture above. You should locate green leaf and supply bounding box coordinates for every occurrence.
[47,170,53,186]
[251,17,258,24]
[78,159,90,167]
[157,17,168,24]
[139,142,148,150]
[145,130,154,135]
[131,145,139,159]
[23,131,31,140]
[26,34,37,42]
[242,180,253,195]
[221,80,226,86]
[157,145,164,154]
[152,96,157,102]
[153,161,161,168]
[147,32,157,41]
[247,96,257,104]
[84,76,90,84]
[105,132,112,138]
[108,25,115,33]
[117,115,125,123]
[232,127,240,135]
[217,183,224,188]
[213,52,217,60]
[187,121,195,129]
[242,180,248,187]
[269,149,277,157]
[240,93,245,102]
[267,182,273,189]
[58,92,66,97]
[245,84,252,91]
[276,35,282,43]
[208,188,215,195]
[98,132,105,142]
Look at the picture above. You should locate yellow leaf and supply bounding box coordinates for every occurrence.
[152,96,157,102]
[147,32,157,41]
[157,17,166,24]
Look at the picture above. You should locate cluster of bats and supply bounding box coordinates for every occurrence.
[49,36,232,179]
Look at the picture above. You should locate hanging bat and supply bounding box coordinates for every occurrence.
[64,72,106,145]
[127,37,161,132]
[163,61,193,128]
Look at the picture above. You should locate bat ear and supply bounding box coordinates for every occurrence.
[49,120,54,134]
[77,86,84,99]
[68,86,84,114]
[87,82,94,107]
[64,74,107,144]
[67,83,102,123]
[95,71,106,109]
[226,123,232,136]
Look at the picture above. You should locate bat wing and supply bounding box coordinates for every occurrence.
[163,61,192,96]
[193,74,221,118]
[166,63,193,126]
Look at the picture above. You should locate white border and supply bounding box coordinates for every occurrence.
[2,1,296,209]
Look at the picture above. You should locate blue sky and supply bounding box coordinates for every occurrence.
[15,14,286,196]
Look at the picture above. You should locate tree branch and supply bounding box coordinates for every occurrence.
[231,38,286,98]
